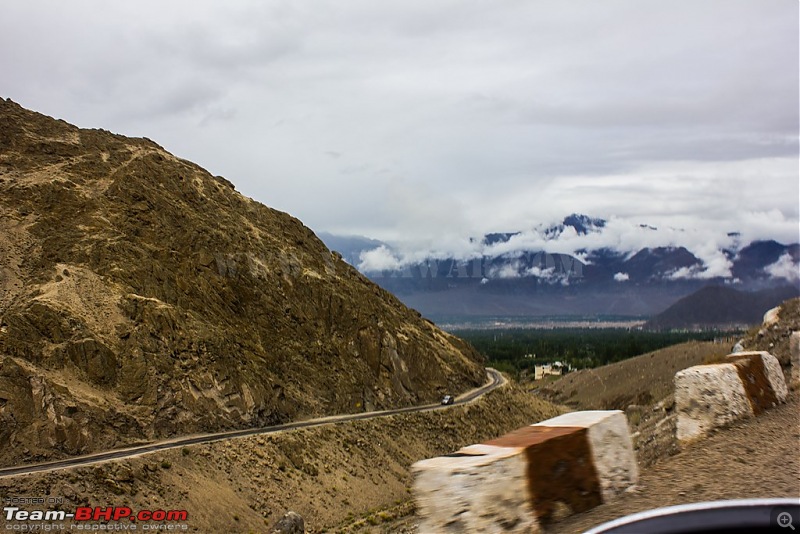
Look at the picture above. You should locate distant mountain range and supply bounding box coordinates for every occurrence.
[320,214,800,323]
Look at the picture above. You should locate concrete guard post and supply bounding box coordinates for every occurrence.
[675,351,788,444]
[725,351,788,409]
[412,410,638,533]
[532,411,639,503]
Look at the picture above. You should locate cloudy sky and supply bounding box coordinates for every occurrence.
[2,1,798,267]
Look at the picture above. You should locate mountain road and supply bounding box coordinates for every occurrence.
[0,368,505,478]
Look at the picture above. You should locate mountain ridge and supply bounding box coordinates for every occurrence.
[643,285,800,330]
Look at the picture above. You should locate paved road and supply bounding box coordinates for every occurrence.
[0,368,504,478]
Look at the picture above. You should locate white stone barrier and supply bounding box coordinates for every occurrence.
[675,351,787,444]
[412,410,638,533]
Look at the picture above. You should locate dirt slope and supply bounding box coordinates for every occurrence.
[0,98,485,467]
[534,341,729,411]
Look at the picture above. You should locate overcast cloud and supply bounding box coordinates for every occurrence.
[1,1,797,263]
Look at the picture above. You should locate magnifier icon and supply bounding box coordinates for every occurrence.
[779,512,795,530]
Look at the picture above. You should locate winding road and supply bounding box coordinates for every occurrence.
[0,368,504,479]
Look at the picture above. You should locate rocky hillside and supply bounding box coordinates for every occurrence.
[0,98,485,467]
[738,297,800,367]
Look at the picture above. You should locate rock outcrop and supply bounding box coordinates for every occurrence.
[739,297,800,367]
[0,98,485,466]
[270,511,304,534]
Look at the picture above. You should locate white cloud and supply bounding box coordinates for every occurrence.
[355,211,793,281]
[525,266,556,279]
[357,246,403,272]
[462,215,741,276]
[614,272,630,282]
[0,1,796,249]
[488,262,523,280]
[765,253,800,283]
[667,266,714,281]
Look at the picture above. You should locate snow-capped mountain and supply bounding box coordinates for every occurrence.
[320,214,800,320]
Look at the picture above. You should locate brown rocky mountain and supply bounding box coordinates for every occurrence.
[644,285,800,330]
[0,98,485,467]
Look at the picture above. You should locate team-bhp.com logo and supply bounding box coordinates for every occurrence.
[4,506,188,529]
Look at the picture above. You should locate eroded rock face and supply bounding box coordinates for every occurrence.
[0,356,142,461]
[0,98,485,466]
